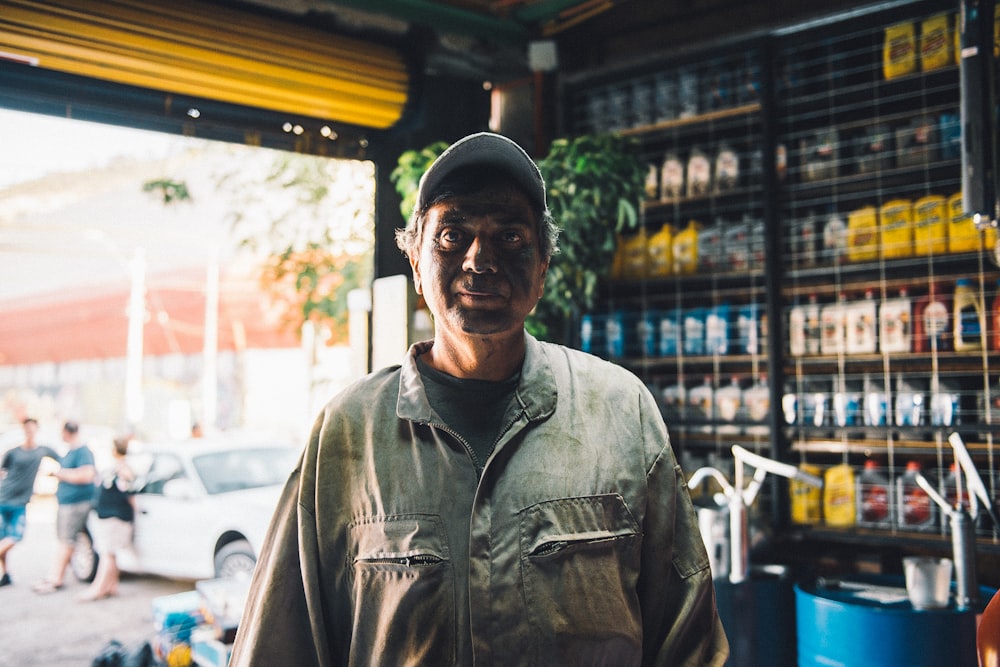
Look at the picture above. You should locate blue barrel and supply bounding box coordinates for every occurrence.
[715,570,796,667]
[796,577,991,667]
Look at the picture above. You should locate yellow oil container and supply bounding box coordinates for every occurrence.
[912,194,948,255]
[919,13,952,72]
[622,228,649,280]
[879,199,913,259]
[823,463,857,527]
[672,220,700,275]
[883,21,916,79]
[646,224,675,278]
[949,192,998,253]
[847,205,879,262]
[791,463,823,525]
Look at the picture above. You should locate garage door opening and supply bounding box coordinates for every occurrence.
[0,107,375,441]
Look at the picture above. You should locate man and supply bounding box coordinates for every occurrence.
[32,420,95,594]
[0,418,59,587]
[232,132,728,665]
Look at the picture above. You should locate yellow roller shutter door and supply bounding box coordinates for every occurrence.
[0,0,410,129]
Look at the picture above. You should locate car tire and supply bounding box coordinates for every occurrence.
[71,528,99,583]
[214,539,256,579]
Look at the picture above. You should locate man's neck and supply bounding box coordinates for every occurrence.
[424,329,525,381]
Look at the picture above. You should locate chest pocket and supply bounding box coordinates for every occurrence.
[348,514,456,667]
[518,494,643,665]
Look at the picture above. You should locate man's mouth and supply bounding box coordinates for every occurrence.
[458,279,504,298]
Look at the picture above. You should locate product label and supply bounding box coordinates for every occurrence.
[902,485,932,525]
[920,14,951,71]
[860,484,890,523]
[884,22,917,79]
[660,157,684,199]
[789,306,806,356]
[687,154,711,197]
[715,149,739,191]
[659,316,680,356]
[821,305,845,354]
[845,302,877,353]
[880,300,912,352]
[924,301,948,337]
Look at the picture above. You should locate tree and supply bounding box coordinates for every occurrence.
[214,148,375,344]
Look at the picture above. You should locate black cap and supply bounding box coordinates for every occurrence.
[415,133,546,214]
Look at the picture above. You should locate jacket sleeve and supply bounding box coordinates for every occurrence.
[637,390,730,666]
[230,433,334,667]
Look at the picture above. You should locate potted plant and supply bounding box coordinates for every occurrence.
[532,133,646,343]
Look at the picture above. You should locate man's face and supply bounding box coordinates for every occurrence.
[411,182,548,339]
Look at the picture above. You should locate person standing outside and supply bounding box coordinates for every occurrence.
[33,421,95,594]
[78,435,135,601]
[0,418,59,587]
[232,132,728,666]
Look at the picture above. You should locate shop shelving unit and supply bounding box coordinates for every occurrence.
[562,0,1000,563]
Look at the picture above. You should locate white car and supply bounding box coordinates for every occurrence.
[73,439,298,582]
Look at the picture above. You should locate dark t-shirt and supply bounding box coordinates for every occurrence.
[0,444,60,506]
[94,475,134,522]
[417,356,519,471]
[56,445,96,505]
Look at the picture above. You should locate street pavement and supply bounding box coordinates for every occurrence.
[0,496,191,666]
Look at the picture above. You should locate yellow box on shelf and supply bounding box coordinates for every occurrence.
[883,21,917,79]
[919,13,952,72]
[948,192,998,253]
[879,199,913,259]
[847,205,879,262]
[912,194,948,255]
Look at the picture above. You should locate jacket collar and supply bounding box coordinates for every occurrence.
[396,332,557,424]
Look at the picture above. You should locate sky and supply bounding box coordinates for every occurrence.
[0,108,185,189]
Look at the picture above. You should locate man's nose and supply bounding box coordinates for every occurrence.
[463,236,498,273]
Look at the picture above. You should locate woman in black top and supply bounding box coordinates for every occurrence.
[78,436,135,602]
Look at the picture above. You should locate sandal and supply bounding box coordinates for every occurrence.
[31,580,63,594]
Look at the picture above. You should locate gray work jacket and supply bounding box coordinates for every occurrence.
[232,333,729,666]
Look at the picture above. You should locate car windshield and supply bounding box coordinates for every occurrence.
[191,446,297,494]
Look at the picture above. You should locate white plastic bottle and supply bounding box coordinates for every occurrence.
[821,293,847,355]
[804,293,822,355]
[715,376,742,434]
[687,376,715,433]
[879,287,912,353]
[789,298,806,356]
[846,288,877,354]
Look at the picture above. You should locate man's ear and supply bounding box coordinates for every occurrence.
[536,258,550,300]
[409,253,423,295]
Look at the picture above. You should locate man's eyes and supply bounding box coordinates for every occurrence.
[437,228,526,246]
